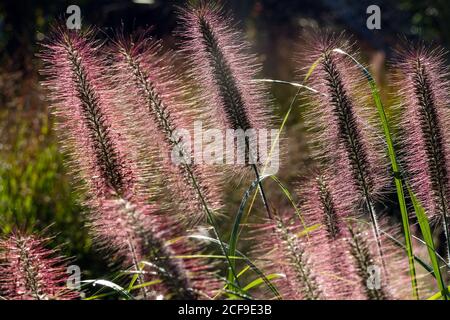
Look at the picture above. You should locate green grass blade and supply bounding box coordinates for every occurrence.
[409,186,448,300]
[227,174,309,291]
[190,234,282,300]
[227,174,269,289]
[243,274,284,292]
[333,48,419,299]
[427,287,450,300]
[82,279,134,300]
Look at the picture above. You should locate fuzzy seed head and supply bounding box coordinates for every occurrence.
[179,2,274,167]
[40,28,141,201]
[394,45,450,221]
[109,33,223,225]
[299,33,389,214]
[0,233,76,300]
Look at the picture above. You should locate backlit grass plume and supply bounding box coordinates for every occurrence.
[393,45,450,258]
[0,233,76,300]
[40,28,140,200]
[40,28,218,299]
[94,198,219,300]
[301,175,416,299]
[300,175,362,299]
[179,1,274,217]
[109,33,222,225]
[251,213,323,300]
[299,34,389,262]
[179,2,272,139]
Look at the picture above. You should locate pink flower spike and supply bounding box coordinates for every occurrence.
[394,45,450,223]
[109,32,223,225]
[0,232,77,300]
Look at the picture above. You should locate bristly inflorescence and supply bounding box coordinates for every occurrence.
[40,28,219,300]
[299,33,389,264]
[300,174,362,299]
[109,33,222,225]
[300,34,388,211]
[40,27,139,200]
[251,213,323,300]
[94,198,219,300]
[179,2,273,166]
[300,174,415,299]
[0,233,77,300]
[394,45,450,225]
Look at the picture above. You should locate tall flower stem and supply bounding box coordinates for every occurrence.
[182,162,240,285]
[251,163,272,219]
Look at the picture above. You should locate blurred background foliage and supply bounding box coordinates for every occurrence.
[0,0,449,280]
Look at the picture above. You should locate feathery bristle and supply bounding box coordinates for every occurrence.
[92,198,219,300]
[0,233,76,300]
[300,174,363,299]
[109,33,222,225]
[40,28,140,200]
[251,213,323,300]
[300,34,388,209]
[40,27,218,300]
[179,2,273,166]
[394,45,450,224]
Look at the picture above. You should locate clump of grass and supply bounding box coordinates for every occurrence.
[40,27,218,300]
[1,1,445,301]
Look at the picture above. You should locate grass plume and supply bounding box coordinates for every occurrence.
[0,232,76,300]
[394,45,450,260]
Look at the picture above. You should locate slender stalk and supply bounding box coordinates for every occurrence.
[182,162,240,286]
